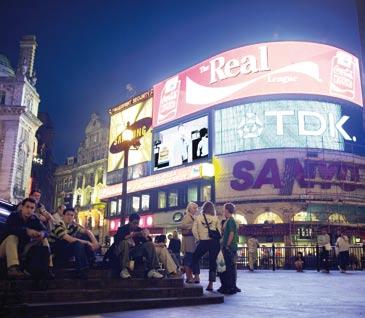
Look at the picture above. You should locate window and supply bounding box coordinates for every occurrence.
[76,195,81,206]
[0,91,5,104]
[141,194,150,211]
[200,185,211,201]
[169,190,178,207]
[118,199,122,213]
[110,201,117,216]
[158,191,166,209]
[97,170,103,184]
[132,196,140,212]
[188,185,198,202]
[77,175,83,188]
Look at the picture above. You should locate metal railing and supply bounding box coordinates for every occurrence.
[200,245,364,270]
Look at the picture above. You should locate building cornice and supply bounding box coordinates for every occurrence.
[0,105,25,116]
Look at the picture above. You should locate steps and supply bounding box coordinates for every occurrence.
[0,269,224,317]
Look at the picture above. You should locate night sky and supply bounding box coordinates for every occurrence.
[0,0,361,163]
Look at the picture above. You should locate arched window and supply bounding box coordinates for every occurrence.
[328,213,348,224]
[234,214,248,225]
[293,211,319,222]
[255,212,283,224]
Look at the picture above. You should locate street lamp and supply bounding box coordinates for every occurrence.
[120,122,140,226]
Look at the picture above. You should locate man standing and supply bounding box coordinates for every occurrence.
[247,235,259,272]
[111,213,163,279]
[336,232,350,273]
[218,203,241,294]
[318,228,331,273]
[49,208,98,279]
[0,198,52,278]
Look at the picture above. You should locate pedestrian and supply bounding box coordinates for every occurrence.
[218,202,241,294]
[294,252,305,272]
[191,201,221,291]
[317,228,331,273]
[336,232,350,273]
[247,235,259,271]
[180,202,200,284]
[168,230,181,266]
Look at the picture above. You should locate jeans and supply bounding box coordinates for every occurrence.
[192,239,220,282]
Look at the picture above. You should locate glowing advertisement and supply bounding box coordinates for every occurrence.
[153,116,208,171]
[215,100,364,155]
[215,149,365,203]
[153,41,363,127]
[107,98,152,172]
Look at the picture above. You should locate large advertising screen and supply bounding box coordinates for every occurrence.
[107,98,152,172]
[215,149,365,204]
[153,41,363,127]
[153,116,209,171]
[215,100,365,155]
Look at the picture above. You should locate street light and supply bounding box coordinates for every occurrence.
[120,122,140,226]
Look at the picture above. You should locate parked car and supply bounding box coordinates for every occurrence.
[0,199,15,231]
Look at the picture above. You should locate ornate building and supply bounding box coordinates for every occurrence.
[0,35,42,203]
[54,113,109,243]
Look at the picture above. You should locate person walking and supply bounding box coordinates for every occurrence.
[247,235,259,271]
[218,202,241,294]
[336,232,350,273]
[191,201,221,291]
[180,202,200,284]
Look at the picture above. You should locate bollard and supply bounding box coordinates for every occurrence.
[272,243,276,271]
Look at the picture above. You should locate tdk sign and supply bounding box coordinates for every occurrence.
[237,110,354,141]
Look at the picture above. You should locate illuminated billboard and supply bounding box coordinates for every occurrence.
[107,97,152,172]
[215,100,364,155]
[153,116,209,171]
[153,41,363,127]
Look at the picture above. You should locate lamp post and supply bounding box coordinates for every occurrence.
[119,122,139,226]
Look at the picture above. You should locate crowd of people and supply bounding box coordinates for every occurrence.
[0,191,357,295]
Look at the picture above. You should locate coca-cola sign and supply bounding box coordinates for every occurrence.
[153,42,363,127]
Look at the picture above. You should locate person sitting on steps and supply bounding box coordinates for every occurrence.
[108,213,163,279]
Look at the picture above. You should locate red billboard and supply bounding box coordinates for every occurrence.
[153,41,363,127]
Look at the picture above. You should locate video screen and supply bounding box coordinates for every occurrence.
[154,116,209,171]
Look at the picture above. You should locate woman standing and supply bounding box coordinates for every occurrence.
[180,202,200,283]
[191,201,221,291]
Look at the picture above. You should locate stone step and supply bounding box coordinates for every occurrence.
[2,294,224,317]
[7,285,204,303]
[0,276,184,291]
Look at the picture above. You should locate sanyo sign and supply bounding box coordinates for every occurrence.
[237,110,354,141]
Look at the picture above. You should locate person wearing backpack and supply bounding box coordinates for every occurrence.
[191,201,221,292]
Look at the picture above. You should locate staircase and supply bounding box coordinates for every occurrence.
[0,269,224,317]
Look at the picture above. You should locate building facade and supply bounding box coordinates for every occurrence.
[31,112,56,210]
[54,113,108,243]
[0,35,42,203]
[100,41,365,249]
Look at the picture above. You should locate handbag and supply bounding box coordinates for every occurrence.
[203,214,221,240]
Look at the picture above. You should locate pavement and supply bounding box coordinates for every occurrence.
[65,269,365,318]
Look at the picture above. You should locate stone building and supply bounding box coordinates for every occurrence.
[0,35,42,203]
[54,113,108,243]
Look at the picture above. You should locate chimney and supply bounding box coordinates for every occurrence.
[16,35,37,79]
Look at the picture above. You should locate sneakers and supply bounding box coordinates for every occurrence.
[7,265,26,279]
[120,268,131,279]
[147,269,164,279]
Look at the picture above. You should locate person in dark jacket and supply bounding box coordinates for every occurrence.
[106,213,163,279]
[168,230,181,265]
[0,198,52,278]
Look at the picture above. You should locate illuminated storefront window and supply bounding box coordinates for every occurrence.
[201,185,211,201]
[293,211,319,222]
[110,201,117,216]
[328,213,348,224]
[141,194,150,211]
[132,196,140,212]
[255,212,283,224]
[169,190,178,207]
[158,191,166,209]
[188,185,198,202]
